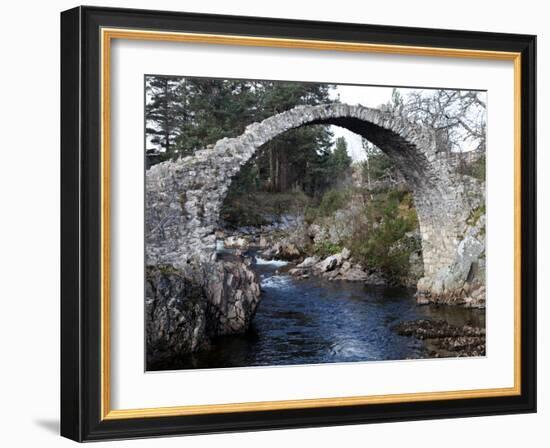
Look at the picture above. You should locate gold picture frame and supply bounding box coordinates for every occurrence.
[61,6,536,441]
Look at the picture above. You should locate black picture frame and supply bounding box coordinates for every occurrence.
[61,5,536,442]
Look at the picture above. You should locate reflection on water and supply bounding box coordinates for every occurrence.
[171,255,485,370]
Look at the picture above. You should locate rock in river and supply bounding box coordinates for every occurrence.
[392,319,485,357]
[297,255,320,268]
[313,254,342,273]
[145,259,261,369]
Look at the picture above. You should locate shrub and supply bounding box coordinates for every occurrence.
[303,204,319,224]
[317,189,351,217]
[349,188,420,280]
[313,241,343,258]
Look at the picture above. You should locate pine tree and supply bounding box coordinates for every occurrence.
[175,78,258,155]
[145,76,342,196]
[145,76,184,161]
[330,137,352,179]
[253,81,334,194]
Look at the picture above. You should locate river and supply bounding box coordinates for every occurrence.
[171,253,485,370]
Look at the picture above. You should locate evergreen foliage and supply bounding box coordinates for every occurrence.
[145,76,185,160]
[145,75,359,224]
[349,190,419,279]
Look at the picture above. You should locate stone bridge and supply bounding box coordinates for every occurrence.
[145,103,483,302]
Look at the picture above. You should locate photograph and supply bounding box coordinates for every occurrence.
[144,76,488,371]
[54,4,538,442]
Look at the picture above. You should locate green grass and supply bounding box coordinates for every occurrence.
[312,241,343,258]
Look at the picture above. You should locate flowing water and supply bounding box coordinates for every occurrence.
[175,254,485,370]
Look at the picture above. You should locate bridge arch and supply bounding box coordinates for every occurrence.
[145,103,473,296]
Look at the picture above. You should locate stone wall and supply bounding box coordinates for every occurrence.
[145,103,484,303]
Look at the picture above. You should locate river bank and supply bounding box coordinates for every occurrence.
[148,248,485,371]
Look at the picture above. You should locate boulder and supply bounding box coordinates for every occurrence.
[260,243,279,260]
[297,256,320,268]
[314,254,342,273]
[263,241,301,261]
[203,260,261,334]
[224,235,249,249]
[279,242,301,260]
[145,259,261,369]
[145,266,208,368]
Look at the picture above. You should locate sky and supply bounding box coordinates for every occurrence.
[329,85,394,161]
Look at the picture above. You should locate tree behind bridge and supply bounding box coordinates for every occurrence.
[145,76,341,196]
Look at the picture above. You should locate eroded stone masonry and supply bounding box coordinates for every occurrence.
[145,104,485,364]
[145,103,486,364]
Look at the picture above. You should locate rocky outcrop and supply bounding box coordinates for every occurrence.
[203,259,261,334]
[145,259,261,368]
[297,256,320,268]
[260,241,302,261]
[313,253,342,273]
[416,209,486,307]
[289,249,385,284]
[146,266,209,367]
[392,319,486,357]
